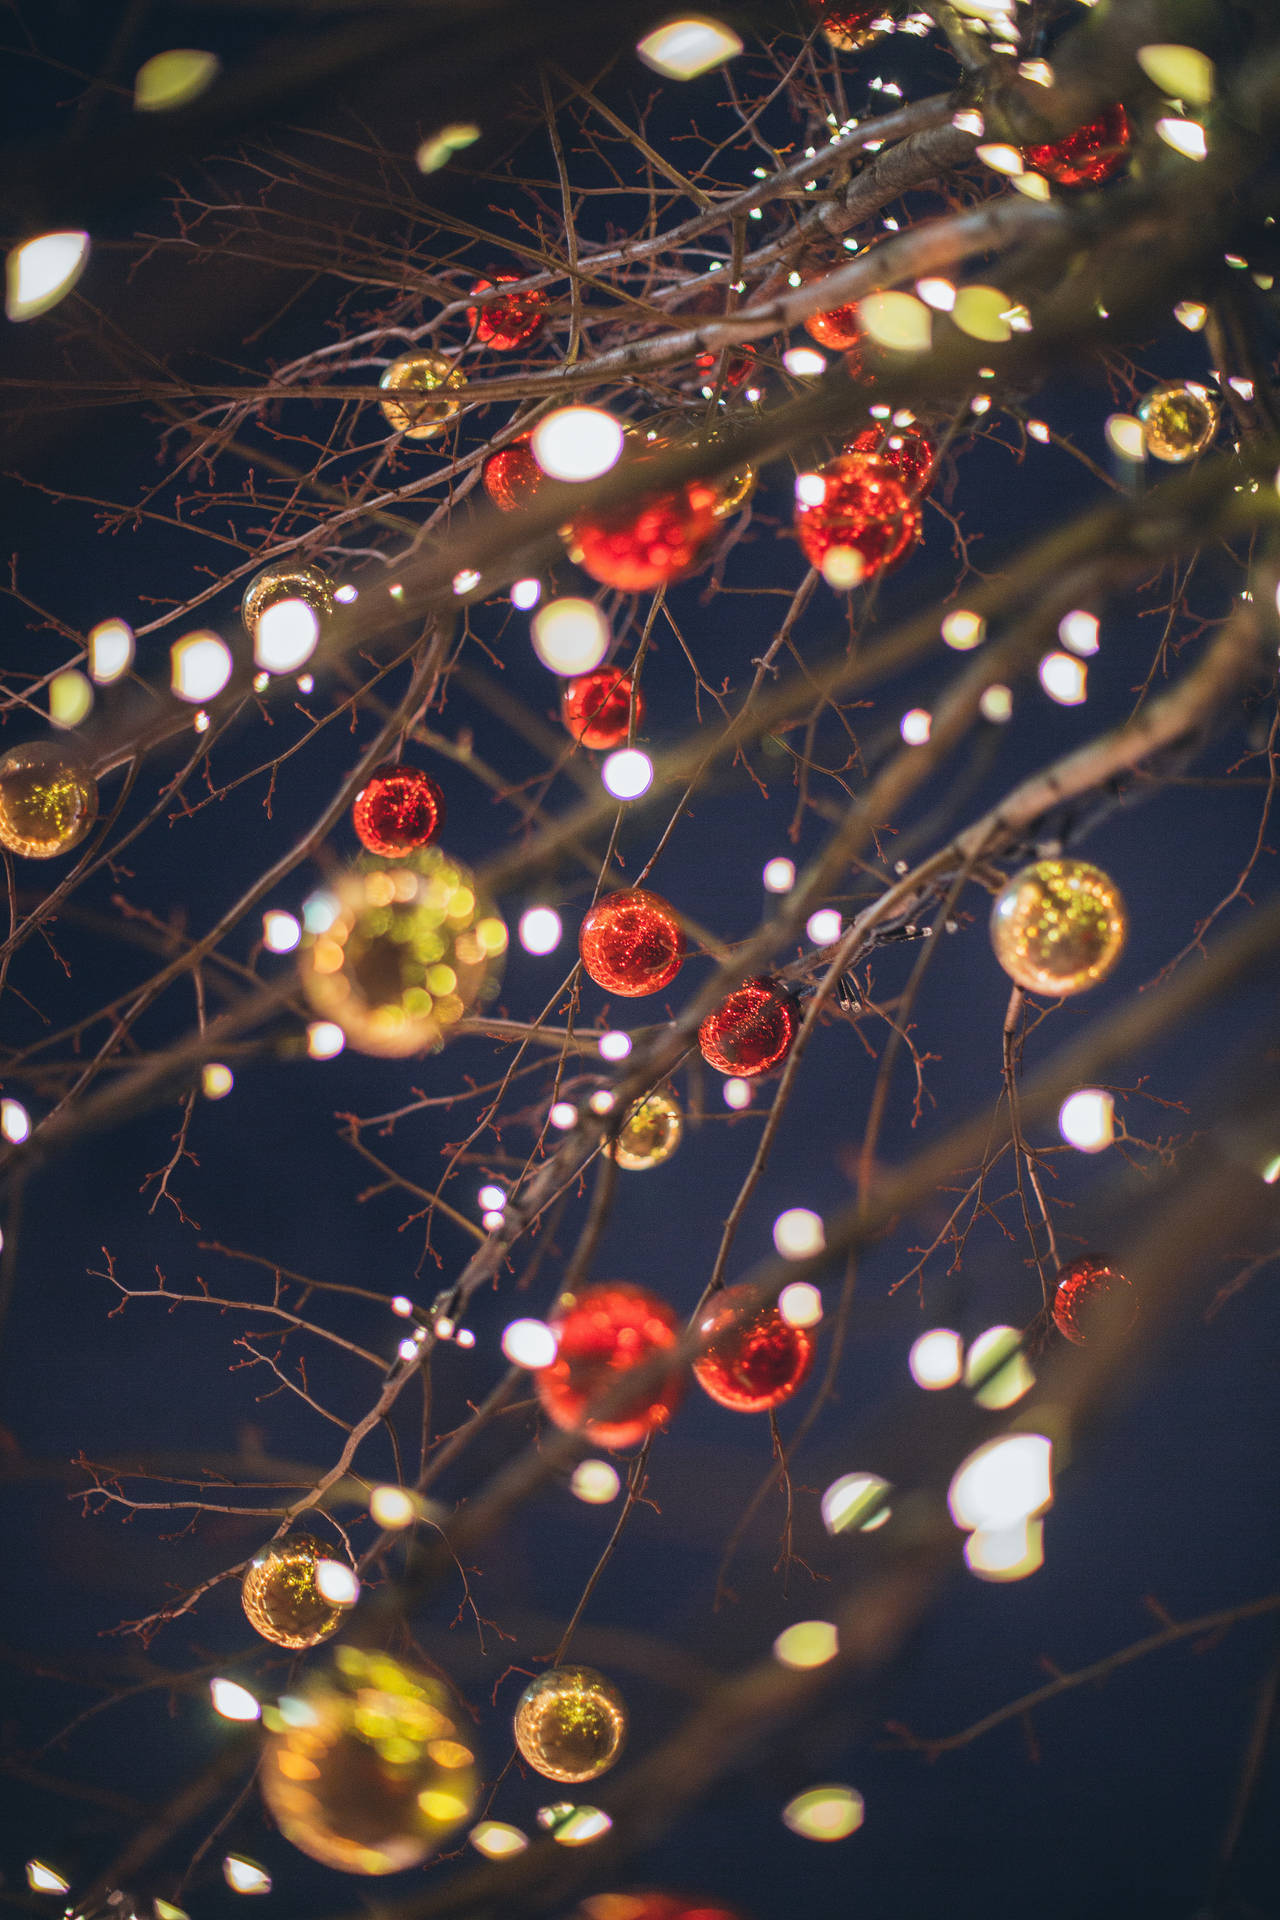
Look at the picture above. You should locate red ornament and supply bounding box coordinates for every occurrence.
[1051,1255,1137,1345]
[579,888,684,998]
[352,763,445,858]
[562,670,644,751]
[483,434,543,512]
[694,342,757,388]
[803,288,864,354]
[1023,105,1130,187]
[795,452,921,582]
[535,1283,683,1450]
[574,1898,745,1920]
[698,977,798,1077]
[692,1284,814,1413]
[846,423,936,494]
[467,275,547,350]
[807,1,883,49]
[572,481,721,591]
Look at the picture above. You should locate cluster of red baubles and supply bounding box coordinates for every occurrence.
[467,274,547,350]
[571,477,722,591]
[351,762,446,857]
[562,668,643,750]
[579,888,685,998]
[845,422,937,495]
[693,341,757,388]
[1051,1255,1136,1345]
[1023,104,1131,187]
[794,450,922,582]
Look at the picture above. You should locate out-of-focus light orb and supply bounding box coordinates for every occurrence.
[513,1666,627,1784]
[334,583,358,604]
[900,708,931,745]
[242,1533,347,1650]
[469,1822,528,1859]
[254,598,320,674]
[602,748,653,800]
[314,1559,360,1607]
[531,408,624,481]
[223,1857,271,1896]
[773,1207,824,1259]
[378,351,466,439]
[635,17,743,79]
[778,1280,823,1328]
[964,1325,1034,1409]
[965,1516,1045,1582]
[598,1029,632,1062]
[763,856,796,893]
[242,560,334,647]
[370,1484,420,1529]
[550,1100,578,1130]
[781,1785,865,1841]
[1105,413,1146,462]
[821,1471,891,1535]
[6,231,89,321]
[908,1327,963,1390]
[544,1804,613,1845]
[263,909,301,954]
[773,1620,838,1670]
[1039,651,1087,706]
[478,1183,506,1211]
[532,598,610,675]
[723,1076,752,1110]
[0,741,98,859]
[609,1090,683,1171]
[571,1459,621,1504]
[25,1862,70,1895]
[49,669,92,729]
[171,631,232,703]
[1137,381,1219,462]
[783,346,827,376]
[980,683,1013,723]
[502,1317,559,1369]
[795,471,827,506]
[519,905,563,955]
[1058,610,1099,656]
[916,277,957,311]
[512,577,542,610]
[415,122,481,174]
[211,1677,261,1722]
[1174,301,1208,332]
[942,609,984,650]
[806,908,842,945]
[202,1062,234,1100]
[133,48,221,111]
[1059,1087,1115,1152]
[990,857,1127,996]
[307,1020,345,1059]
[0,1098,31,1144]
[1155,117,1207,160]
[1137,42,1215,103]
[88,618,135,684]
[948,1433,1053,1532]
[589,1089,617,1116]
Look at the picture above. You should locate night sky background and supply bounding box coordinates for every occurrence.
[2,5,1279,1919]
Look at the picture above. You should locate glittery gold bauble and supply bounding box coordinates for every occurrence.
[261,1646,479,1875]
[241,560,335,637]
[241,1533,345,1650]
[0,741,97,860]
[300,847,507,1057]
[990,857,1127,996]
[513,1666,626,1784]
[608,1090,683,1171]
[711,459,757,518]
[1136,382,1219,463]
[378,351,467,439]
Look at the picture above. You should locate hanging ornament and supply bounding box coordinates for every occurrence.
[467,275,547,351]
[260,1646,479,1875]
[693,342,757,389]
[482,433,544,511]
[698,977,798,1077]
[808,0,883,51]
[241,1533,346,1650]
[692,1284,814,1413]
[562,669,643,751]
[680,423,757,519]
[571,480,721,591]
[990,857,1127,996]
[0,741,98,860]
[1136,382,1219,463]
[534,1281,683,1449]
[803,280,864,353]
[352,763,445,858]
[845,423,936,494]
[300,848,507,1056]
[1023,105,1130,187]
[579,888,685,997]
[1052,1255,1136,1345]
[609,1090,683,1170]
[513,1666,627,1784]
[379,350,466,439]
[795,452,920,585]
[241,560,334,638]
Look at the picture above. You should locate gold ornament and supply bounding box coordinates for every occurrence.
[241,560,335,637]
[301,848,507,1057]
[241,1533,345,1650]
[261,1646,479,1875]
[711,458,757,519]
[608,1090,683,1170]
[513,1666,626,1784]
[990,857,1127,996]
[1136,382,1218,463]
[0,741,97,860]
[378,351,467,440]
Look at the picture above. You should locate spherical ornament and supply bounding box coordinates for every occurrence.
[241,560,334,637]
[579,888,684,998]
[1137,382,1219,463]
[378,350,466,439]
[0,741,97,860]
[571,480,720,591]
[352,763,445,858]
[1052,1255,1136,1345]
[846,423,936,494]
[535,1281,683,1450]
[990,857,1127,997]
[693,342,757,388]
[482,433,544,511]
[241,1533,345,1650]
[467,275,547,351]
[803,284,864,353]
[609,1090,683,1171]
[260,1646,478,1875]
[692,1284,814,1413]
[808,0,883,51]
[698,976,798,1078]
[513,1666,627,1784]
[1023,104,1130,187]
[794,453,921,585]
[562,669,643,751]
[301,848,507,1056]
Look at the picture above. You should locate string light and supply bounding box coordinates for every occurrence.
[262,910,301,953]
[778,1281,823,1327]
[601,748,653,799]
[635,17,743,79]
[908,1328,963,1389]
[211,1678,261,1721]
[571,1459,621,1503]
[773,1620,838,1669]
[502,1318,558,1368]
[531,408,623,481]
[773,1208,824,1257]
[518,906,562,955]
[6,231,89,321]
[88,618,135,684]
[531,598,610,674]
[171,632,232,702]
[763,856,796,892]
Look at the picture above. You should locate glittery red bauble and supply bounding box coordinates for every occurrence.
[692,1284,814,1413]
[1023,105,1130,187]
[352,764,445,858]
[698,976,798,1077]
[562,670,644,751]
[794,452,921,581]
[804,293,863,353]
[807,0,882,48]
[572,481,721,591]
[535,1283,683,1450]
[467,275,547,350]
[483,435,543,512]
[694,343,757,388]
[579,888,684,998]
[846,424,936,494]
[1052,1255,1136,1345]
